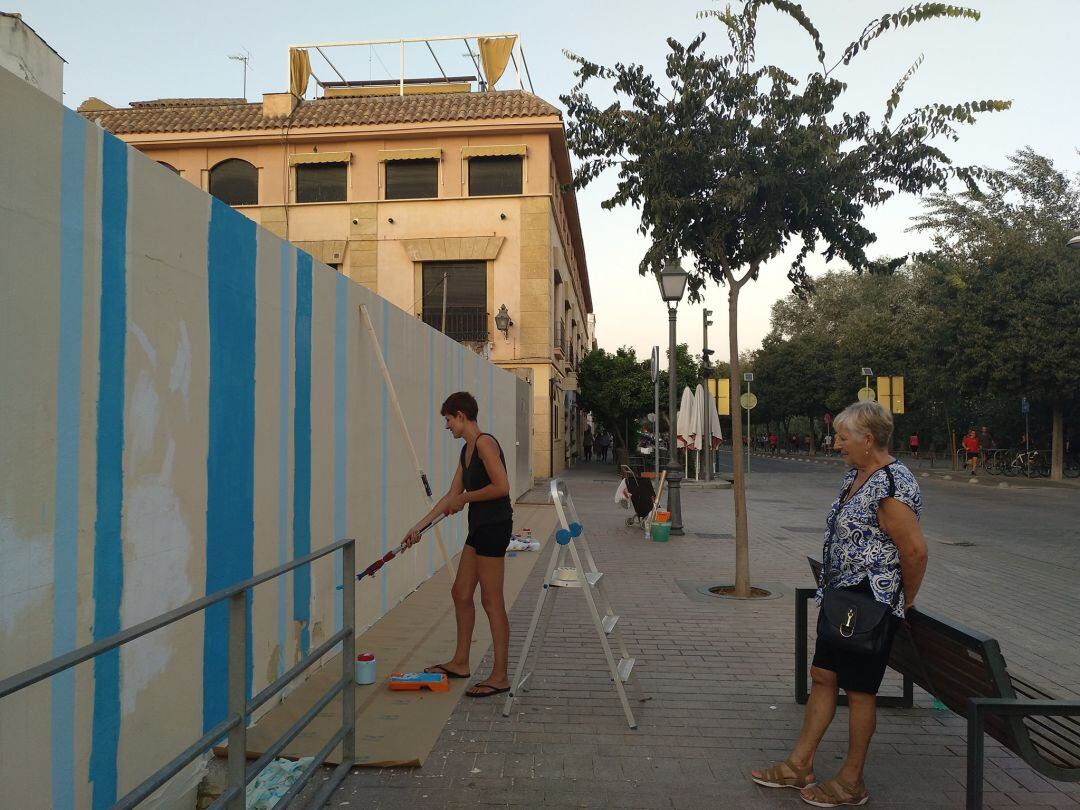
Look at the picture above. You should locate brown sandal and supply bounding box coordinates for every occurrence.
[800,777,869,807]
[750,759,815,789]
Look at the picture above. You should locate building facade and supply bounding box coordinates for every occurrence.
[80,83,593,477]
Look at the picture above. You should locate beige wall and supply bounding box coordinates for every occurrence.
[0,71,533,809]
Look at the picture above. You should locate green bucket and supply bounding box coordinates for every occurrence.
[650,521,671,542]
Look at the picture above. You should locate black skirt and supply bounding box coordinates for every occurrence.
[812,579,901,694]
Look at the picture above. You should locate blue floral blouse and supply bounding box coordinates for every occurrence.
[815,461,922,618]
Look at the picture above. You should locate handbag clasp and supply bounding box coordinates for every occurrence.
[840,607,856,638]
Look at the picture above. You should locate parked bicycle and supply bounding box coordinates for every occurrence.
[1005,448,1048,478]
[981,448,1010,476]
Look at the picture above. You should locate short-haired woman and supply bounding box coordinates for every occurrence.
[751,400,928,807]
[402,391,514,698]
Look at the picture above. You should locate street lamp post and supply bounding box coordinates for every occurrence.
[658,258,689,535]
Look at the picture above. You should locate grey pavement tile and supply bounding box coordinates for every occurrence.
[332,462,1080,809]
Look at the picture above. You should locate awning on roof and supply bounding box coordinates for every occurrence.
[288,151,351,166]
[461,144,527,158]
[377,147,442,162]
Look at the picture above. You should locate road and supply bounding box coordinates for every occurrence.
[703,450,1080,698]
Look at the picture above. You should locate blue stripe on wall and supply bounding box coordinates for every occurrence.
[380,300,389,614]
[90,133,127,810]
[428,329,435,577]
[203,198,257,732]
[53,107,86,810]
[277,243,292,676]
[333,273,348,638]
[293,251,313,655]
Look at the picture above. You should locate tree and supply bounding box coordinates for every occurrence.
[562,1,1009,594]
[911,148,1080,478]
[577,347,653,451]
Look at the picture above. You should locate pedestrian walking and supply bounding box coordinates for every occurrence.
[962,428,980,476]
[598,430,611,463]
[908,432,919,458]
[583,426,593,462]
[769,433,778,455]
[404,391,513,698]
[751,400,928,807]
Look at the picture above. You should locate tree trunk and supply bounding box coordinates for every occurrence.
[729,283,751,597]
[1051,402,1064,481]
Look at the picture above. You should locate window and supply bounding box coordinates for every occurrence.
[209,159,258,206]
[468,156,522,196]
[385,160,438,200]
[421,261,487,343]
[296,163,346,203]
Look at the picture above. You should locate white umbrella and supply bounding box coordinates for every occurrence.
[709,393,723,447]
[676,386,695,449]
[690,384,707,451]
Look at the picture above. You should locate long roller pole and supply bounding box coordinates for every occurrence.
[360,304,456,580]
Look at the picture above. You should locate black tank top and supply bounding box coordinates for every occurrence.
[460,433,513,528]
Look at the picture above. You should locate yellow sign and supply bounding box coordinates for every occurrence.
[875,376,905,414]
[858,386,876,402]
[707,377,731,416]
[740,392,758,410]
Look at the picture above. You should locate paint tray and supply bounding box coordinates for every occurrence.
[388,672,450,692]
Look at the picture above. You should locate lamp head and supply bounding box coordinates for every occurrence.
[494,304,513,339]
[658,257,689,304]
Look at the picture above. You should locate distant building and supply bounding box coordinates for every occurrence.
[0,12,64,101]
[80,35,593,477]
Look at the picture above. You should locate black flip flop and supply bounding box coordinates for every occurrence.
[425,664,470,679]
[465,683,510,698]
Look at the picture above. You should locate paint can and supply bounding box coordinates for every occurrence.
[355,652,376,685]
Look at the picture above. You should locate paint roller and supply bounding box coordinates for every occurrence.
[354,510,450,583]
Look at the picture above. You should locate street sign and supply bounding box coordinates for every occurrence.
[740,392,758,409]
[858,386,876,402]
[743,372,754,382]
[823,413,831,424]
[1021,397,1029,414]
[650,346,659,383]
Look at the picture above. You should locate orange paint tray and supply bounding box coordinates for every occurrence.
[388,672,450,692]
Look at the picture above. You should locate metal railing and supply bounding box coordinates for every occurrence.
[555,318,566,355]
[422,306,489,343]
[0,539,357,810]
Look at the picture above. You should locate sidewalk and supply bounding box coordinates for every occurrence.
[310,461,1080,809]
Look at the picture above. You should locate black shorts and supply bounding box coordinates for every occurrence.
[812,582,901,695]
[465,520,513,558]
[966,451,979,460]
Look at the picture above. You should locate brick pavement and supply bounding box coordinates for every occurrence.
[309,459,1080,809]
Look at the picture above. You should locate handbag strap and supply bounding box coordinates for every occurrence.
[821,463,902,608]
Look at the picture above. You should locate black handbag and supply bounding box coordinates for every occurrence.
[816,465,901,657]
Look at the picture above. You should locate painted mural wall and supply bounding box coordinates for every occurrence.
[0,69,532,810]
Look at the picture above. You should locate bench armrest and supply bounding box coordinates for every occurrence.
[967,698,1080,808]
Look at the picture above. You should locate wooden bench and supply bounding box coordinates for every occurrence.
[796,558,1080,808]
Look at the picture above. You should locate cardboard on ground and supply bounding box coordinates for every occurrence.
[239,502,555,768]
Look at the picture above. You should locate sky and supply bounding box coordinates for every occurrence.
[16,0,1080,361]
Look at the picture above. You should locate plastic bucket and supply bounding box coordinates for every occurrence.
[650,521,671,542]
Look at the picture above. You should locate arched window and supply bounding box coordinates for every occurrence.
[209,159,258,206]
[157,161,180,174]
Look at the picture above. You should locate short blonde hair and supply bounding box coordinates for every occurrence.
[834,401,893,449]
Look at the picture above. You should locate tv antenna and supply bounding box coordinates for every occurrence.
[228,49,253,99]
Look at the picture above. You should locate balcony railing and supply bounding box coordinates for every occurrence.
[555,318,566,356]
[423,306,489,343]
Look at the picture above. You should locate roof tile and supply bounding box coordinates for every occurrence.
[80,91,562,134]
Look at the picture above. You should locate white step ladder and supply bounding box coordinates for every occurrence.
[502,479,648,729]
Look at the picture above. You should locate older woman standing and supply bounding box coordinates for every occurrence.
[751,401,928,807]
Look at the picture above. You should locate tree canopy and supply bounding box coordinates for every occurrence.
[561,0,1010,594]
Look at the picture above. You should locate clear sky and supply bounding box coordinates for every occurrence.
[17,0,1080,360]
